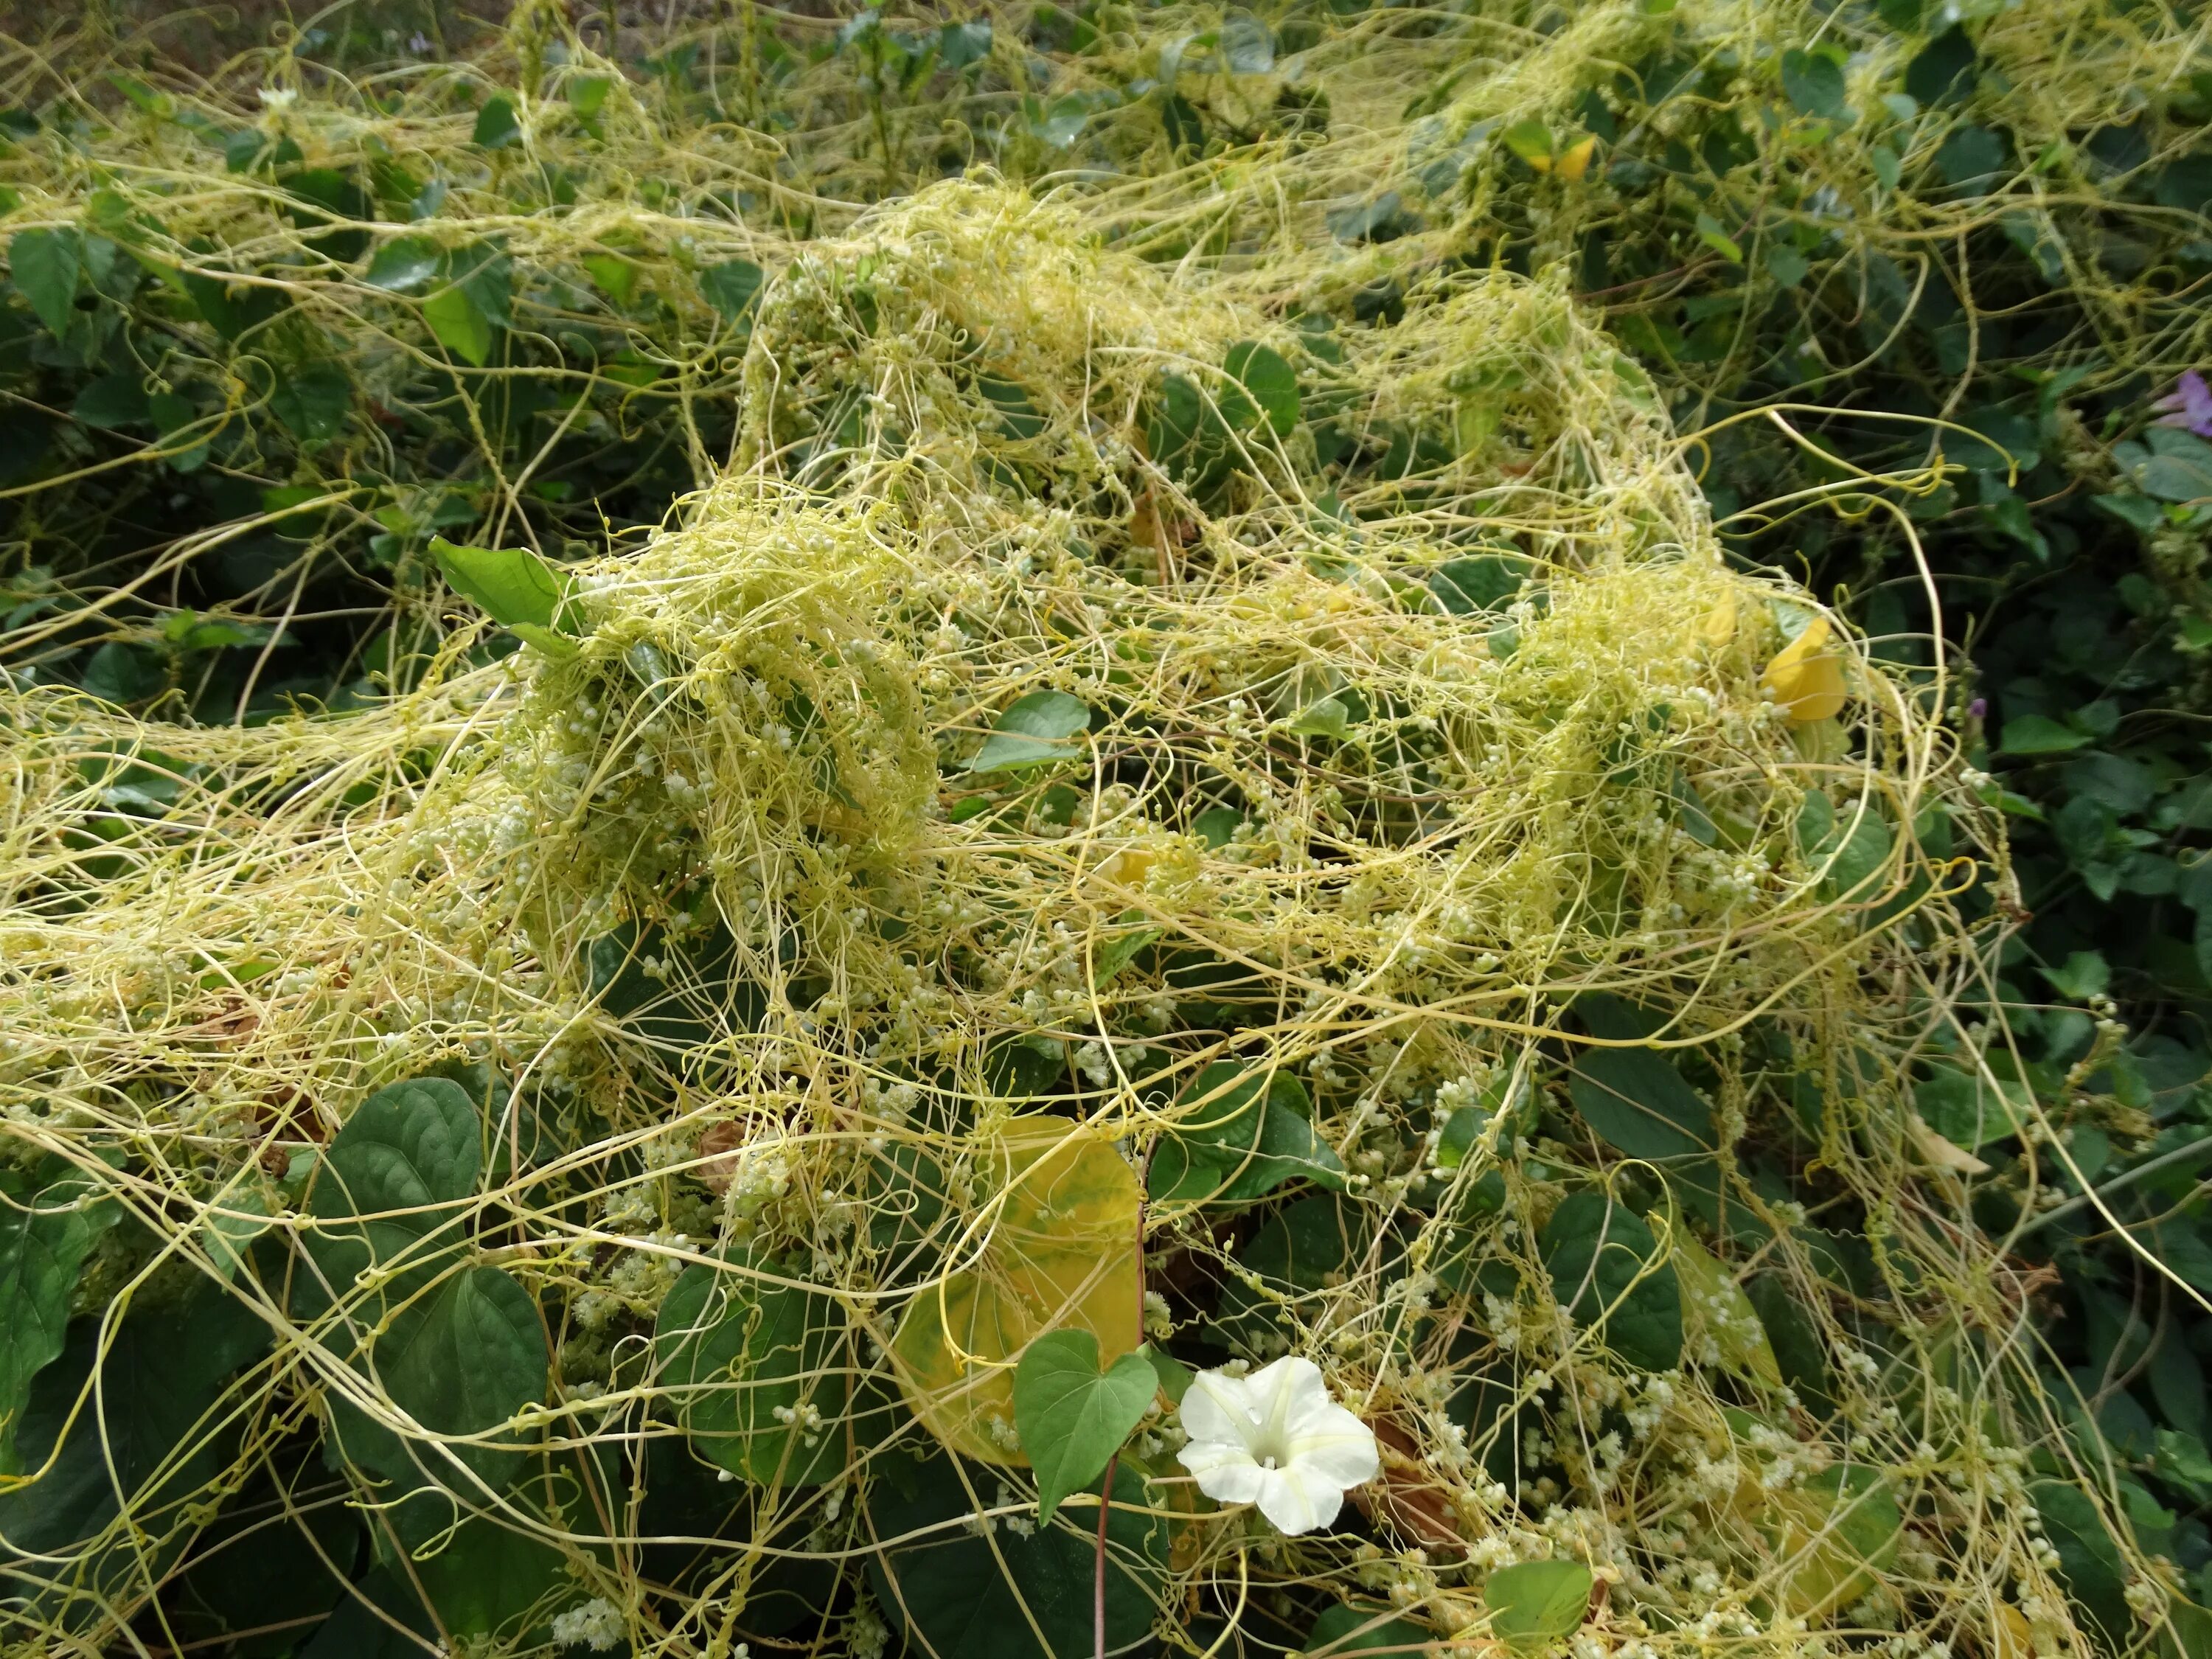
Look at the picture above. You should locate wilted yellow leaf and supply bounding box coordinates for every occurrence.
[1761,613,1848,722]
[1910,1116,1991,1175]
[1557,136,1598,183]
[891,1115,1141,1464]
[1991,1604,2036,1659]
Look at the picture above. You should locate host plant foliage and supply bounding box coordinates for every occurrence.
[0,4,2208,1659]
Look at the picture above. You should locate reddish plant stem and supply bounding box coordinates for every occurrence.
[1095,1450,1117,1659]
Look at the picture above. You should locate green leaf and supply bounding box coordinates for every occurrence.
[700,258,765,323]
[1091,919,1163,984]
[651,1254,849,1486]
[2157,1430,2212,1503]
[1913,1066,2029,1150]
[1307,1604,1435,1655]
[967,689,1092,773]
[1034,93,1096,148]
[2135,431,2212,504]
[582,251,637,305]
[981,376,1046,439]
[1225,340,1300,436]
[268,361,352,443]
[940,18,993,68]
[1192,806,1245,848]
[179,255,283,341]
[0,1173,115,1471]
[1903,27,1977,107]
[1436,1105,1489,1169]
[472,96,521,150]
[10,226,81,336]
[1568,995,1717,1161]
[1935,123,2008,191]
[1484,1559,1593,1651]
[1563,1003,1728,1234]
[1148,1061,1348,1205]
[82,641,164,706]
[340,1514,564,1641]
[326,1262,549,1500]
[1147,1349,1193,1405]
[1221,10,1274,72]
[316,1077,479,1214]
[567,74,613,121]
[429,536,581,653]
[1695,212,1745,264]
[588,917,762,1056]
[196,1187,272,1283]
[1541,1190,1683,1371]
[364,235,442,293]
[1012,1330,1158,1524]
[1287,694,1352,740]
[2042,949,2111,1001]
[1429,554,1529,615]
[1672,1231,1780,1387]
[867,1457,1168,1659]
[1999,714,2092,755]
[422,280,495,366]
[1745,1275,1832,1408]
[1767,244,1810,288]
[172,1469,363,1657]
[304,1077,481,1309]
[72,371,149,428]
[1781,48,1847,119]
[1820,808,1893,899]
[0,1284,271,1628]
[1773,1466,1902,1615]
[1147,372,1228,487]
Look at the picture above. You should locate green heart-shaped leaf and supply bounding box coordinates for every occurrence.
[1012,1329,1158,1523]
[966,689,1092,773]
[1484,1559,1593,1650]
[430,536,582,653]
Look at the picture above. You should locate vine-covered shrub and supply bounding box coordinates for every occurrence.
[0,175,2112,1659]
[0,3,2209,1658]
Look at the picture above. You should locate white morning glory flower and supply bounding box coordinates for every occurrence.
[1175,1355,1380,1535]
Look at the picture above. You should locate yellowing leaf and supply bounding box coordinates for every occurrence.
[1992,1604,2035,1659]
[1672,1232,1781,1388]
[1700,588,1739,647]
[1501,119,1553,170]
[1764,1467,1902,1616]
[1910,1116,1992,1175]
[1761,613,1848,722]
[891,1115,1141,1465]
[1557,136,1598,184]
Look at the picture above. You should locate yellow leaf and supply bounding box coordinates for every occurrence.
[1557,136,1598,184]
[890,1115,1141,1464]
[1720,1436,1901,1618]
[1673,1231,1781,1388]
[1761,613,1848,722]
[1910,1116,1991,1175]
[1763,1471,1902,1616]
[1701,589,1739,647]
[1525,150,1554,175]
[1991,1604,2035,1659]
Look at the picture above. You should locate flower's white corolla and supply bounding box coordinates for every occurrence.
[1175,1356,1380,1535]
